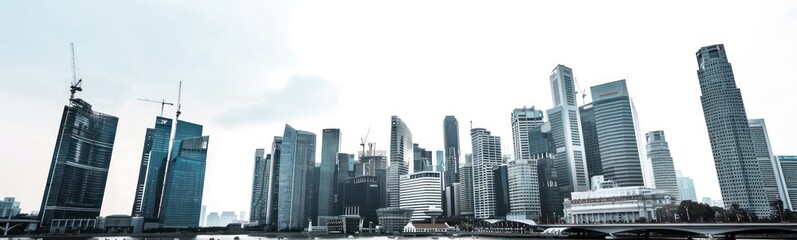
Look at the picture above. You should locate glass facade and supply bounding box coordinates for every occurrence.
[277,125,316,231]
[159,120,208,227]
[389,116,412,208]
[132,116,172,220]
[318,129,341,218]
[344,175,381,225]
[250,149,269,223]
[265,136,283,226]
[39,99,118,227]
[443,116,460,189]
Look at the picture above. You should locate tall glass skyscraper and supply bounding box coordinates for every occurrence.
[277,125,316,231]
[645,131,680,199]
[318,129,341,218]
[581,80,646,187]
[458,154,474,217]
[388,116,412,207]
[39,99,118,228]
[159,120,209,228]
[695,44,768,216]
[265,136,283,227]
[511,107,544,160]
[250,149,270,223]
[529,123,564,223]
[412,143,433,172]
[748,119,788,206]
[546,65,589,198]
[470,128,502,219]
[676,171,698,202]
[132,117,172,220]
[443,116,460,186]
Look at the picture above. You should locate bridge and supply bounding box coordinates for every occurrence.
[0,219,38,235]
[539,223,797,238]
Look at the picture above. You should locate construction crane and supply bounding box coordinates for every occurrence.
[137,98,174,116]
[176,81,182,120]
[69,43,83,100]
[574,77,588,104]
[360,125,371,157]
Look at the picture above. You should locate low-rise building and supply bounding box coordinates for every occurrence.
[376,207,413,234]
[563,176,676,224]
[0,197,21,218]
[403,222,454,233]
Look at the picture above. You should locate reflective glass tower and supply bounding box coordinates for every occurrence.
[695,44,768,216]
[250,149,270,223]
[276,125,316,231]
[318,129,341,218]
[132,117,172,220]
[581,80,646,187]
[159,120,209,227]
[39,99,118,228]
[443,116,460,186]
[265,136,283,227]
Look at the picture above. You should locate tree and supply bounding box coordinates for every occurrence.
[769,199,793,222]
[677,201,714,223]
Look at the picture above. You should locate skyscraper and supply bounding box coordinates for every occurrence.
[265,136,283,227]
[132,116,172,220]
[344,175,382,225]
[676,171,698,202]
[511,107,544,160]
[776,156,797,210]
[581,80,646,187]
[546,65,589,198]
[412,144,433,172]
[695,44,768,216]
[335,153,354,215]
[443,116,460,188]
[277,125,316,231]
[493,165,510,217]
[388,116,412,207]
[250,149,270,224]
[458,154,474,217]
[435,150,444,173]
[39,98,118,228]
[318,129,341,218]
[645,131,680,199]
[748,119,788,206]
[159,120,210,228]
[507,159,541,220]
[200,205,207,227]
[470,128,503,219]
[529,123,563,223]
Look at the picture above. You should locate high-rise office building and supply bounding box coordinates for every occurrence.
[220,211,237,226]
[400,172,443,221]
[159,120,210,228]
[250,149,269,224]
[388,116,413,207]
[493,165,510,217]
[277,124,316,231]
[306,164,320,224]
[132,116,172,220]
[335,153,354,215]
[446,183,460,217]
[344,175,382,225]
[318,129,341,218]
[265,136,283,227]
[458,154,474,217]
[413,144,433,172]
[435,150,444,173]
[470,128,503,219]
[546,65,589,198]
[776,156,797,210]
[511,107,545,160]
[581,80,646,187]
[529,123,563,223]
[206,212,220,227]
[676,171,698,202]
[443,116,460,187]
[695,44,768,216]
[507,159,541,220]
[749,119,788,206]
[39,98,118,228]
[646,131,680,199]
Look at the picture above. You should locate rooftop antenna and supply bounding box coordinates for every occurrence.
[69,43,83,100]
[176,81,182,120]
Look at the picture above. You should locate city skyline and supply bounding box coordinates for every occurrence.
[1,1,796,218]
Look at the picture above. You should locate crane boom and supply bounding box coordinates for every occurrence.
[137,98,174,117]
[69,43,83,100]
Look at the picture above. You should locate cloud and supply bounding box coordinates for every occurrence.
[215,75,338,126]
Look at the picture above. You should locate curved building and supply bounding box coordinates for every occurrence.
[277,124,317,231]
[388,116,412,207]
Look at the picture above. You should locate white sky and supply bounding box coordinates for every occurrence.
[0,0,795,216]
